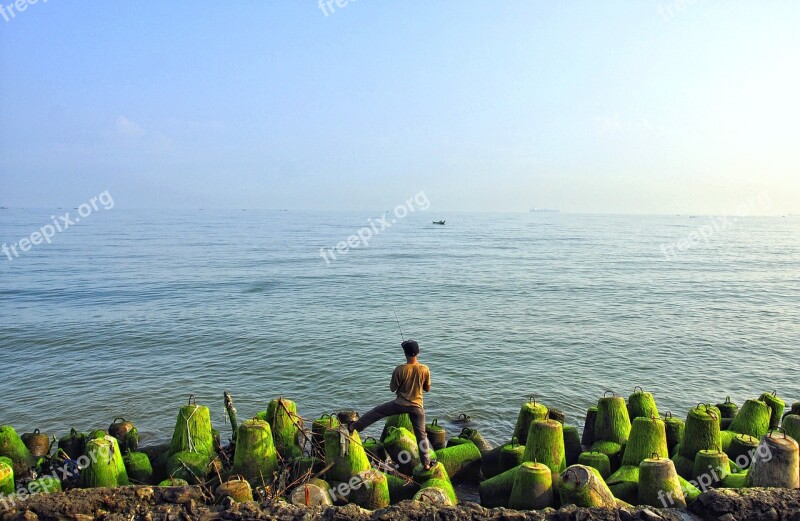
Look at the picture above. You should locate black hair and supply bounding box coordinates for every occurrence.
[401,339,420,357]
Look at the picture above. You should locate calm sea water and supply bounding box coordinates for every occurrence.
[1,209,798,447]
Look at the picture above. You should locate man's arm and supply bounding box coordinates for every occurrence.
[390,367,399,392]
[423,367,431,393]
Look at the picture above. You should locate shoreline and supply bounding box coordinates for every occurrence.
[3,485,800,520]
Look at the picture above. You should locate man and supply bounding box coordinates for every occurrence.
[348,339,433,470]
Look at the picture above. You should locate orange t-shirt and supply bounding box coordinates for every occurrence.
[390,363,431,407]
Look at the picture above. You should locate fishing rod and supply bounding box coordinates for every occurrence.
[391,305,405,341]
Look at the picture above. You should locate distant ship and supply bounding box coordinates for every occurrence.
[530,208,559,213]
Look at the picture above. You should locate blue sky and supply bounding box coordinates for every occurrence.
[1,1,798,214]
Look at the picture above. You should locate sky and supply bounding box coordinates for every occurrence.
[1,1,798,214]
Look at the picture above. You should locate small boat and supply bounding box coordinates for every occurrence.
[432,220,446,225]
[0,206,8,210]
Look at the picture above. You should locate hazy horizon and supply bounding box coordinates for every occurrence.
[2,2,799,215]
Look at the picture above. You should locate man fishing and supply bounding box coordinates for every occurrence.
[348,339,433,470]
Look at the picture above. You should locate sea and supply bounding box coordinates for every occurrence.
[1,208,798,447]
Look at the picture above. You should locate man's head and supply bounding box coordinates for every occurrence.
[401,339,420,358]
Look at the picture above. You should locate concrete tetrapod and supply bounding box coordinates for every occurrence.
[168,397,215,460]
[581,407,598,447]
[673,404,721,479]
[0,425,35,477]
[563,426,582,466]
[323,426,371,484]
[216,477,254,503]
[760,392,786,430]
[728,399,771,440]
[478,464,519,508]
[522,420,566,474]
[594,392,632,446]
[745,430,800,489]
[266,397,303,461]
[123,451,154,484]
[512,398,549,445]
[508,461,554,510]
[628,387,659,420]
[663,412,685,455]
[621,416,668,467]
[289,478,332,507]
[230,419,278,486]
[557,464,616,508]
[638,456,686,509]
[577,451,611,479]
[80,436,130,488]
[434,440,481,483]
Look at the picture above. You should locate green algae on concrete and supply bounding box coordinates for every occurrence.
[324,426,371,483]
[158,477,189,486]
[80,436,130,488]
[169,398,215,459]
[759,392,785,430]
[27,475,62,495]
[678,404,721,463]
[581,407,598,446]
[499,439,525,472]
[380,414,414,442]
[663,412,685,454]
[563,426,582,466]
[231,419,278,486]
[721,470,748,488]
[716,397,739,428]
[589,440,623,472]
[166,451,209,484]
[728,399,771,439]
[0,460,13,495]
[434,441,481,483]
[782,414,800,444]
[727,434,759,469]
[123,451,154,484]
[512,398,549,445]
[426,419,447,450]
[606,465,639,504]
[58,428,87,460]
[621,416,668,467]
[627,387,659,420]
[458,427,492,452]
[478,464,519,508]
[311,414,339,458]
[0,425,35,478]
[349,469,391,510]
[480,443,506,479]
[88,430,107,440]
[577,451,611,479]
[446,437,471,447]
[290,456,323,481]
[384,472,419,503]
[522,419,566,474]
[638,456,685,508]
[412,461,450,483]
[558,464,616,508]
[508,461,554,510]
[594,393,632,446]
[692,449,730,486]
[266,397,303,461]
[362,437,387,465]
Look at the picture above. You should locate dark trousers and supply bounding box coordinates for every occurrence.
[352,400,431,466]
